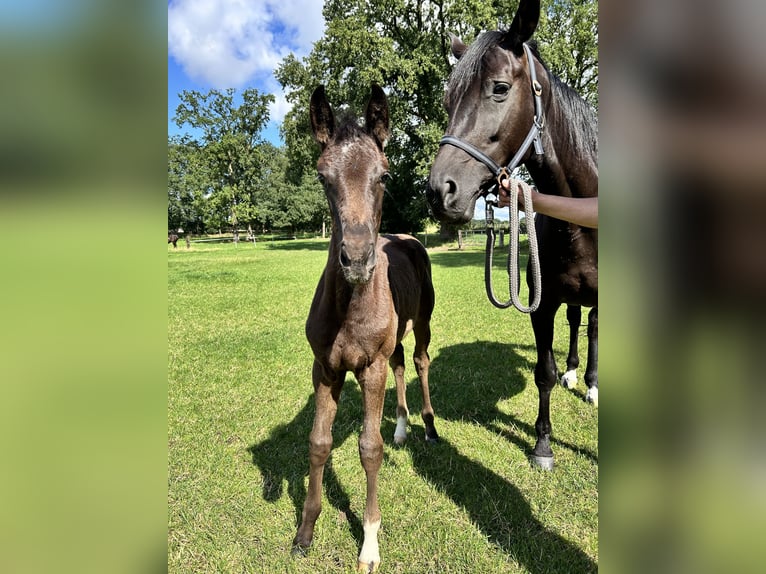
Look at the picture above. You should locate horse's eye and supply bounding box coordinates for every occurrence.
[492,82,510,99]
[380,172,391,184]
[317,173,326,185]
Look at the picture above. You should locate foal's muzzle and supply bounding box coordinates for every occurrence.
[339,225,377,285]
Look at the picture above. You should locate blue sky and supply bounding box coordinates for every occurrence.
[168,0,325,146]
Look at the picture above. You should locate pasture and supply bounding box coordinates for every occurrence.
[168,238,598,573]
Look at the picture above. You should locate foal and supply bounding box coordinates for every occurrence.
[293,85,438,572]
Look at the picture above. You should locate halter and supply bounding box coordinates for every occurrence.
[439,43,545,191]
[438,42,545,313]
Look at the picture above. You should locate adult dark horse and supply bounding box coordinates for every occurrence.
[293,85,438,571]
[168,233,179,248]
[426,0,597,470]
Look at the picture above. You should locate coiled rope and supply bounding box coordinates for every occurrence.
[484,177,542,313]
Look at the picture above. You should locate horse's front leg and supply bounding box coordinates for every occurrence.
[292,361,344,554]
[530,301,560,470]
[356,359,387,572]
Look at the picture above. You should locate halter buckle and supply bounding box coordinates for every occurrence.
[496,166,510,188]
[533,80,542,97]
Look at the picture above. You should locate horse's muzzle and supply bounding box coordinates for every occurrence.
[425,178,476,224]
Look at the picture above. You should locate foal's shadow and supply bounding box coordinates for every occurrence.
[247,385,366,548]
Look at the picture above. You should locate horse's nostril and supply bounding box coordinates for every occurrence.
[339,245,351,268]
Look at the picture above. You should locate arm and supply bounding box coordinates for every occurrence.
[498,179,598,229]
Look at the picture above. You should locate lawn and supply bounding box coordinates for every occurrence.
[168,237,598,573]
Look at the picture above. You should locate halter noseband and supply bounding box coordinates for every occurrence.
[439,43,545,192]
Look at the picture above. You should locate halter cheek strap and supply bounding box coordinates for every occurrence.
[439,43,546,191]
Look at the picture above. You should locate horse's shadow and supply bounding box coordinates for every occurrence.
[395,340,596,572]
[247,385,366,548]
[426,340,598,464]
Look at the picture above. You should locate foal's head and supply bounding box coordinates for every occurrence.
[310,85,390,285]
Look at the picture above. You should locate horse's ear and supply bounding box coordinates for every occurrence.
[310,85,335,147]
[365,84,389,150]
[506,0,540,48]
[449,32,467,60]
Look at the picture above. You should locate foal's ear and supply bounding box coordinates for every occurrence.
[365,84,389,150]
[449,32,467,60]
[310,85,335,147]
[506,0,540,49]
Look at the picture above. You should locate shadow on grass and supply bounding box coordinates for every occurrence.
[425,341,597,465]
[247,385,366,550]
[382,340,597,572]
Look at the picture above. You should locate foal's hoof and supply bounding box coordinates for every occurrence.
[357,560,379,573]
[425,430,440,444]
[561,370,578,389]
[291,542,310,558]
[531,454,555,471]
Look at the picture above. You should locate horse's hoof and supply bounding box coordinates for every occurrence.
[291,544,308,558]
[531,454,555,471]
[561,370,578,389]
[586,387,598,407]
[357,560,379,573]
[425,432,440,444]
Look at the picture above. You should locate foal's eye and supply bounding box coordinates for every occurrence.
[492,82,511,99]
[380,172,391,184]
[317,173,326,185]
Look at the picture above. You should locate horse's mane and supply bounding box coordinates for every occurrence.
[447,31,597,160]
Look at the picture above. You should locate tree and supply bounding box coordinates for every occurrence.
[173,88,275,241]
[168,135,209,234]
[276,0,598,233]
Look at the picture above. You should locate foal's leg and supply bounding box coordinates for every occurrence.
[530,300,561,470]
[293,361,344,554]
[561,304,581,389]
[389,343,410,445]
[584,307,598,406]
[413,321,438,442]
[356,360,387,572]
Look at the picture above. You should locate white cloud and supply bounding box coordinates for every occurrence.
[168,0,324,121]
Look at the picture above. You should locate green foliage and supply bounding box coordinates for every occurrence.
[276,0,598,233]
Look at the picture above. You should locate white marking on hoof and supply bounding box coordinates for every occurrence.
[586,387,598,407]
[358,519,380,572]
[561,369,578,389]
[393,416,408,445]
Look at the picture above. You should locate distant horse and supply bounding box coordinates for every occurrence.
[426,0,597,470]
[293,85,438,571]
[168,233,179,248]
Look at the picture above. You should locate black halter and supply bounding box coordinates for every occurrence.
[439,43,545,192]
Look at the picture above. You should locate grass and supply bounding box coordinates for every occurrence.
[168,238,597,573]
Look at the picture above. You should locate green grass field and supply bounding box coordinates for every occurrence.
[168,238,597,573]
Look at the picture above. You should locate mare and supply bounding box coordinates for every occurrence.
[426,0,597,470]
[293,85,438,571]
[168,233,179,248]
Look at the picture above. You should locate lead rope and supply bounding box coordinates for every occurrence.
[484,177,542,313]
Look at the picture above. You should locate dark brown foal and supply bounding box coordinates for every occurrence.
[292,85,438,572]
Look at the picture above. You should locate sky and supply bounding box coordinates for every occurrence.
[167,0,506,221]
[168,0,325,146]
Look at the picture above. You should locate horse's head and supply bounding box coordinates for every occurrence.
[426,0,544,223]
[310,85,390,285]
